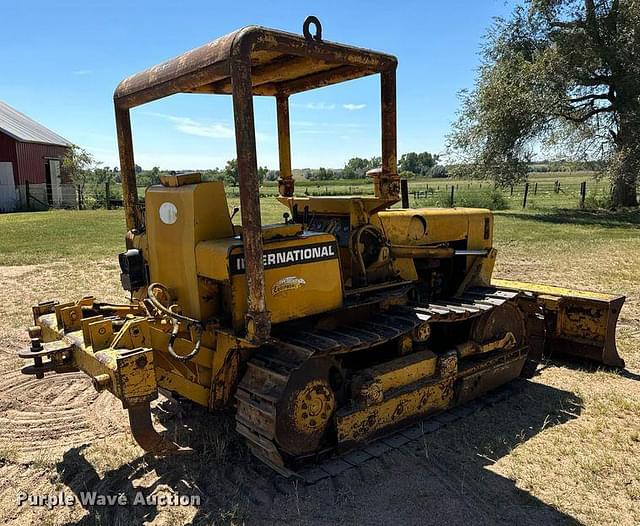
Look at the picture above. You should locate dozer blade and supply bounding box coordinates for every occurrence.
[492,278,625,368]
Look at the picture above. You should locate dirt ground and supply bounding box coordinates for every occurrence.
[0,215,638,525]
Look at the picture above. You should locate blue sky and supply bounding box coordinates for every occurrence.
[1,0,517,170]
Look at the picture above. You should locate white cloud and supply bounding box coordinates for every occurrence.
[144,112,275,142]
[292,121,364,135]
[146,112,234,139]
[299,102,336,111]
[175,118,234,139]
[72,69,93,76]
[294,102,366,111]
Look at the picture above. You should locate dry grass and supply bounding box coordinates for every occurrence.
[0,207,638,525]
[489,209,640,525]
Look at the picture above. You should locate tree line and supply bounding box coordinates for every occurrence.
[265,153,448,181]
[65,141,606,210]
[62,146,451,208]
[137,151,448,184]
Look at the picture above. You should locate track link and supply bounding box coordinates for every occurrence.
[235,286,523,482]
[236,344,310,476]
[297,379,521,484]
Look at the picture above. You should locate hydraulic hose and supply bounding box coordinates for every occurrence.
[350,224,385,286]
[147,282,203,361]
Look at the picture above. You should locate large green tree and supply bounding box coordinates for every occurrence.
[449,0,640,207]
[223,159,268,186]
[398,152,439,177]
[342,156,382,178]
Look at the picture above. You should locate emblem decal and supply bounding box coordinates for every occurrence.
[272,277,306,295]
[230,241,338,275]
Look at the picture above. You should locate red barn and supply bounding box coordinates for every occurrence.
[0,101,74,212]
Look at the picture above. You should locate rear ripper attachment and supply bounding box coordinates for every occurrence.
[21,298,187,455]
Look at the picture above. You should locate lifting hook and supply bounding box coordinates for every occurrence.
[303,16,322,41]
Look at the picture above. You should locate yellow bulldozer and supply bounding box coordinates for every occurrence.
[20,18,625,478]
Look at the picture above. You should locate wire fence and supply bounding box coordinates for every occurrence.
[35,177,616,212]
[407,179,613,210]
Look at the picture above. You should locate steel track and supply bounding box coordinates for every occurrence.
[235,287,522,483]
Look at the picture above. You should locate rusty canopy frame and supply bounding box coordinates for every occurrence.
[113,20,398,342]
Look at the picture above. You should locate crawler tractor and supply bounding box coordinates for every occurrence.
[20,18,625,476]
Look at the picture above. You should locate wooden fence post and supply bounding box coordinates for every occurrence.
[580,181,587,208]
[450,185,455,207]
[25,181,30,210]
[105,181,110,210]
[522,182,530,209]
[534,182,538,195]
[400,179,409,208]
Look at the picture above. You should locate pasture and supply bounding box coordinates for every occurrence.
[85,171,614,212]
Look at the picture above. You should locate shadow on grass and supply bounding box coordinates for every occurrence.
[539,356,640,382]
[500,208,640,229]
[56,380,585,526]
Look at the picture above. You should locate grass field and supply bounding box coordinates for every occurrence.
[93,170,612,212]
[0,195,638,525]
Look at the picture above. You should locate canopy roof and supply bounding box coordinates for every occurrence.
[114,25,397,109]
